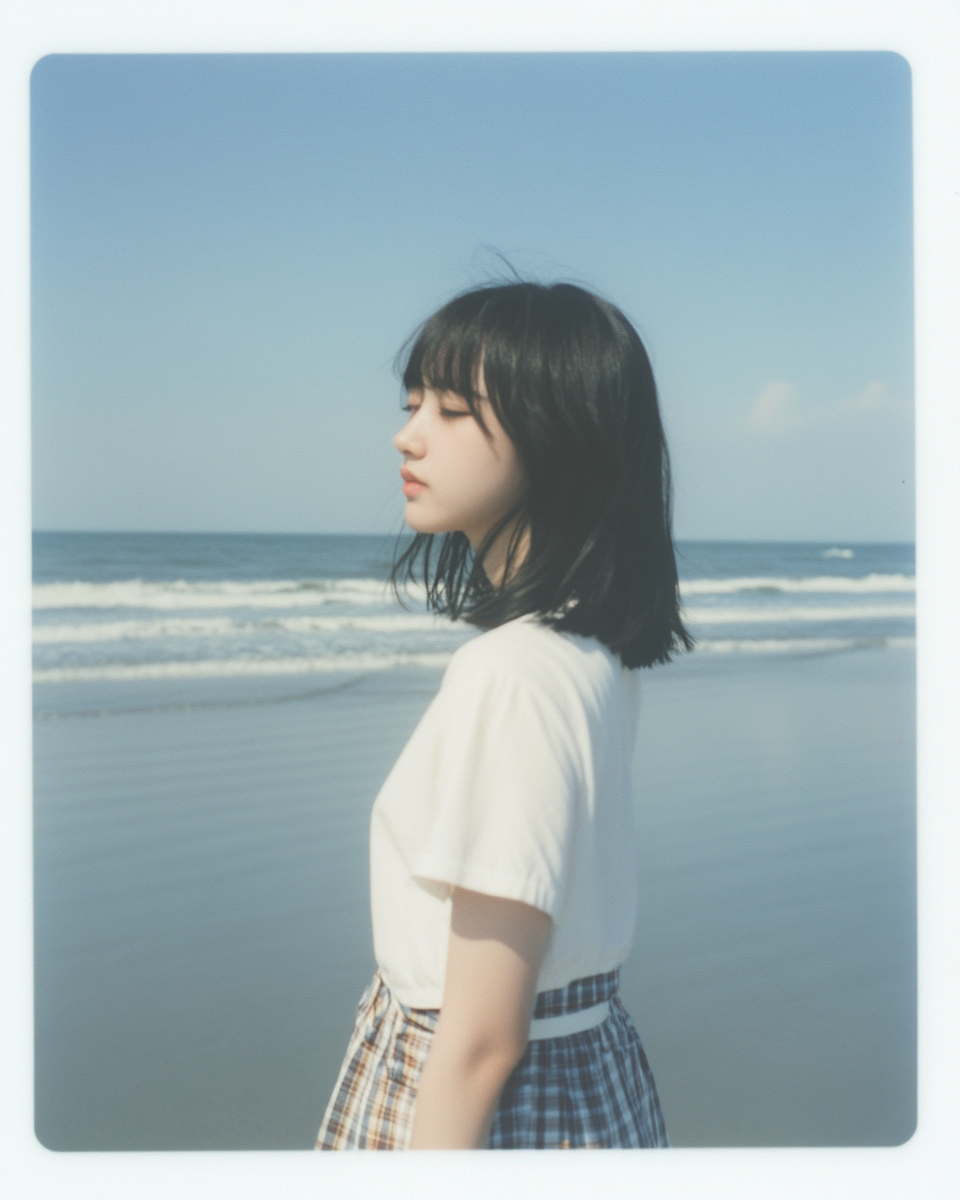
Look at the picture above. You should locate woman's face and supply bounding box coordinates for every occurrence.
[392,385,526,553]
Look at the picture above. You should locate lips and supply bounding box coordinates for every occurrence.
[400,467,426,498]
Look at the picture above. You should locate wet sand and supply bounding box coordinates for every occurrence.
[33,645,915,1149]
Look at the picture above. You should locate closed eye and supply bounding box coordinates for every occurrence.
[400,401,470,419]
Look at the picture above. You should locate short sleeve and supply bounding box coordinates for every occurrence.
[410,656,583,916]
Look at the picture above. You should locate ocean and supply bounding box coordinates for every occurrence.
[32,531,916,1149]
[33,531,915,711]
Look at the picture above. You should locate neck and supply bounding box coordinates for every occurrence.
[471,520,529,587]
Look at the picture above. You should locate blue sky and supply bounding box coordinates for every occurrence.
[30,51,914,541]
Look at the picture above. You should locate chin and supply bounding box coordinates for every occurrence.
[403,507,459,537]
[403,508,442,535]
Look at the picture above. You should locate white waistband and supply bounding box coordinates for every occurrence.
[528,999,611,1041]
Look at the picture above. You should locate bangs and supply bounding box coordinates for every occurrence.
[400,297,489,408]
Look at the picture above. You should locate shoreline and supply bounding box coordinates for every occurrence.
[33,644,915,1148]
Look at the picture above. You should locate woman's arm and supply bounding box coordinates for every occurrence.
[409,886,551,1149]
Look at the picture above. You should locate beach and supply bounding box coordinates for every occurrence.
[33,642,915,1150]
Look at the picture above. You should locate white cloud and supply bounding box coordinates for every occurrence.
[837,379,899,416]
[743,378,907,437]
[745,380,801,434]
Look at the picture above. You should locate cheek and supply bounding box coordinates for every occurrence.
[448,425,524,512]
[479,453,525,516]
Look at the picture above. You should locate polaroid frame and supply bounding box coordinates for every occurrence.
[1,2,958,1198]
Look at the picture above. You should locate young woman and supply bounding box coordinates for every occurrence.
[316,280,691,1151]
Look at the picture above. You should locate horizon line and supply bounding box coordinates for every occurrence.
[32,528,916,547]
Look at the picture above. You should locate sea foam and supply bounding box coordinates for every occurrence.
[33,613,460,644]
[32,636,916,683]
[694,636,915,654]
[33,651,455,683]
[33,573,915,613]
[32,578,408,611]
[682,603,915,625]
[33,603,915,645]
[679,574,914,596]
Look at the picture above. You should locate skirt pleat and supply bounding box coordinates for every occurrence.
[316,968,668,1150]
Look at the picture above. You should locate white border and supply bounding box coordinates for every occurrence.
[2,2,958,1197]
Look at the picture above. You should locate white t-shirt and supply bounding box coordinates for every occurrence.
[369,612,641,1008]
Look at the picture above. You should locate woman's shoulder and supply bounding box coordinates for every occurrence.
[445,614,622,697]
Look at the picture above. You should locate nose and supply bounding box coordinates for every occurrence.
[393,414,423,457]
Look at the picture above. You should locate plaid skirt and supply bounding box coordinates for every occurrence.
[316,967,669,1150]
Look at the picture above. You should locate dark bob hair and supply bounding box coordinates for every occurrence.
[392,280,692,669]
